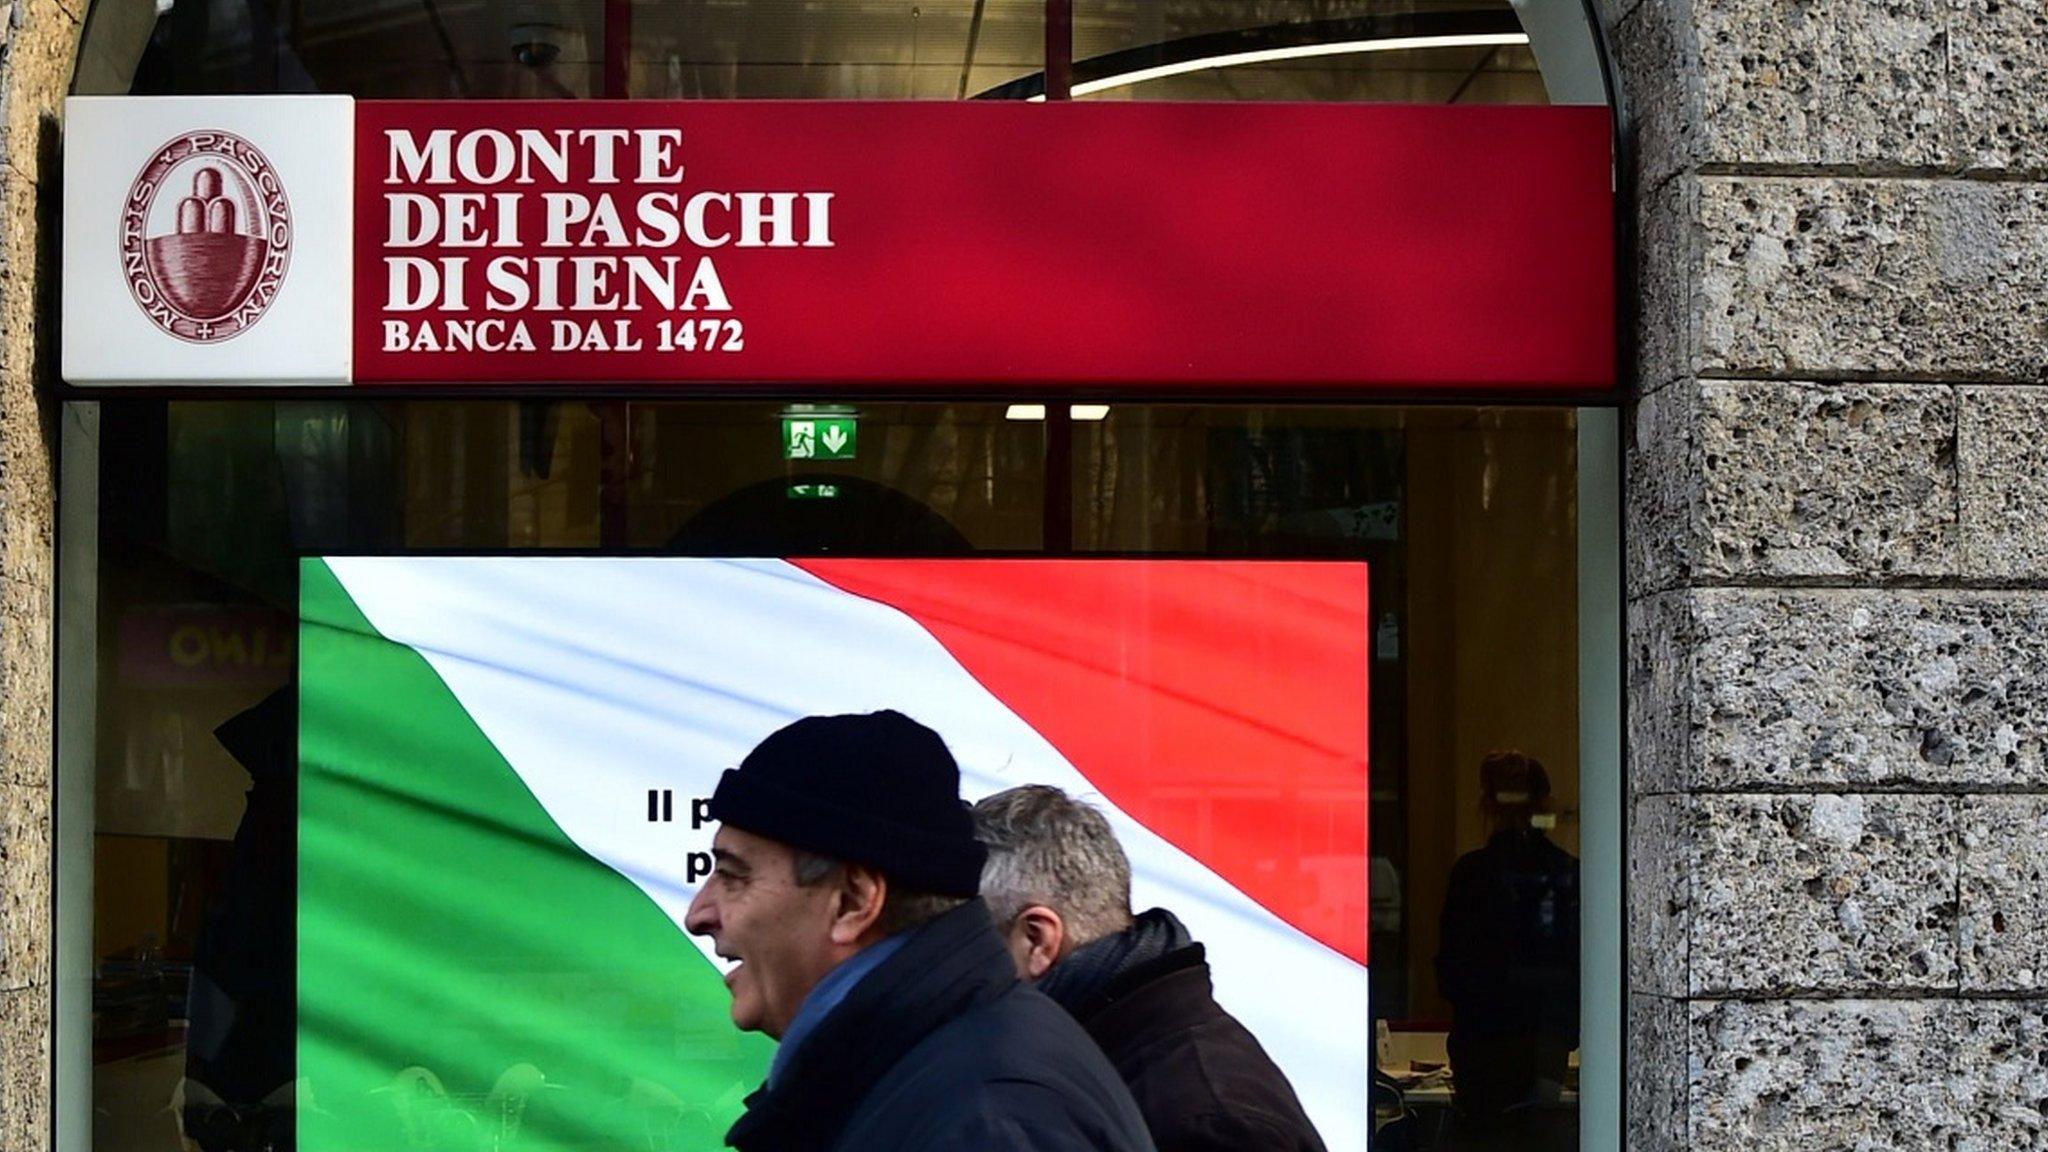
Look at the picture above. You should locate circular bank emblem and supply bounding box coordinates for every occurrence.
[121,130,292,343]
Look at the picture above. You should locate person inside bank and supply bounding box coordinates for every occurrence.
[1433,750,1580,1146]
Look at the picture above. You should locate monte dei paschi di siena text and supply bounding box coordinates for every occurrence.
[377,127,834,353]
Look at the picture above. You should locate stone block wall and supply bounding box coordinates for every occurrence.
[0,0,70,1145]
[1617,0,2048,1145]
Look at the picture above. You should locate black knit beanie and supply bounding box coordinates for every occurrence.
[708,710,986,898]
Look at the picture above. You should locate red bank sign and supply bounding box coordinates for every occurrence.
[68,98,1613,392]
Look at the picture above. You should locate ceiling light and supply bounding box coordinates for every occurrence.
[1070,404,1110,421]
[1006,404,1047,421]
[1026,33,1530,101]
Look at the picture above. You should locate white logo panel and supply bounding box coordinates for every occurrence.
[63,96,353,385]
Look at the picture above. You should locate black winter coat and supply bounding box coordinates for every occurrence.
[1434,829,1579,1117]
[1073,945,1328,1152]
[725,900,1155,1152]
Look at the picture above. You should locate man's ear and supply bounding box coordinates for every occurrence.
[1016,905,1067,980]
[828,864,888,946]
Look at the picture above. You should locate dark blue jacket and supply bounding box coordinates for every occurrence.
[726,900,1156,1152]
[1435,829,1580,1116]
[1071,945,1327,1152]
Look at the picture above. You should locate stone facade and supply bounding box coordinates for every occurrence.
[1617,0,2048,1145]
[5,1,2047,1150]
[0,0,68,1139]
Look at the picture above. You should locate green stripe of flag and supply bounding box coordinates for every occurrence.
[298,557,769,1152]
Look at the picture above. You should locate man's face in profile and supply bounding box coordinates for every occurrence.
[683,825,844,1038]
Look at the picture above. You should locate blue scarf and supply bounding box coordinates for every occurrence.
[767,933,908,1089]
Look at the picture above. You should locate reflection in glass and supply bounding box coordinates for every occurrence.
[110,0,1543,104]
[1436,751,1579,1150]
[1060,1,1544,104]
[122,0,1046,99]
[1079,405,1580,1152]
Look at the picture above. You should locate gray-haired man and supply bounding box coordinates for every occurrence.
[972,785,1328,1152]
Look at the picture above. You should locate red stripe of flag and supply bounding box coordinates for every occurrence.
[796,559,1370,964]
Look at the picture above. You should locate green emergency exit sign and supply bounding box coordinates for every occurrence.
[782,415,857,460]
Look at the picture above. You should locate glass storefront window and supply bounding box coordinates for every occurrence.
[1065,1,1545,104]
[1071,405,1582,1035]
[627,403,1047,552]
[76,398,1599,1151]
[629,0,1046,100]
[89,0,1553,103]
[104,0,1047,99]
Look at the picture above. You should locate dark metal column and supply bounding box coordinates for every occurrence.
[1045,0,1072,101]
[603,0,632,99]
[1042,0,1075,553]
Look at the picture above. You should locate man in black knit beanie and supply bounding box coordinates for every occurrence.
[684,709,1153,1152]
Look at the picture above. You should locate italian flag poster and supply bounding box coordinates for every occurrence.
[298,557,1370,1151]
